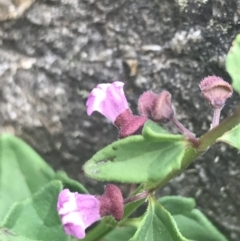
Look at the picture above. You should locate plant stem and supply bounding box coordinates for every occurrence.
[150,104,240,191]
[171,116,199,147]
[211,107,222,129]
[199,104,240,149]
[124,191,149,204]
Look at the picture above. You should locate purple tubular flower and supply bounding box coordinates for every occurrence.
[57,185,125,239]
[86,81,129,122]
[57,189,101,239]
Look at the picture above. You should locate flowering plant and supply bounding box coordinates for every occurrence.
[0,35,240,241]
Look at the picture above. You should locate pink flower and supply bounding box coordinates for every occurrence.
[57,189,101,239]
[86,81,129,122]
[86,81,147,138]
[57,185,124,239]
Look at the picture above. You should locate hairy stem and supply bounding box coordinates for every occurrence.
[150,104,240,191]
[124,191,150,204]
[171,116,199,147]
[211,107,222,129]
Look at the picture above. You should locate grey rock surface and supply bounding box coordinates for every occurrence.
[0,0,240,240]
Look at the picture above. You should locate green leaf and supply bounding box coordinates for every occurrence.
[2,181,69,241]
[83,124,185,184]
[226,34,240,94]
[142,121,183,141]
[55,170,88,193]
[159,196,229,241]
[173,211,228,241]
[0,228,41,241]
[123,199,145,220]
[158,196,196,215]
[217,124,240,150]
[105,226,137,241]
[129,196,188,241]
[0,134,55,220]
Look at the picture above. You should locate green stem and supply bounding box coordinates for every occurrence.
[198,104,240,150]
[151,104,240,191]
[171,116,199,147]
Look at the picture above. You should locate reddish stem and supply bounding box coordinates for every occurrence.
[124,191,150,204]
[171,116,199,147]
[211,107,222,129]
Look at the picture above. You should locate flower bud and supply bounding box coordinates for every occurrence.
[151,91,174,122]
[199,76,233,108]
[114,109,147,138]
[138,91,157,117]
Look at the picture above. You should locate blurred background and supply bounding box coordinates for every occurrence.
[0,0,240,240]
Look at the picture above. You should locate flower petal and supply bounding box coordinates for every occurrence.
[75,193,101,227]
[86,81,129,122]
[57,189,101,239]
[62,211,86,238]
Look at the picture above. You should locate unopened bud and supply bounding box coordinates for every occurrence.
[114,109,147,138]
[199,76,233,109]
[138,91,157,117]
[96,184,124,221]
[151,91,174,122]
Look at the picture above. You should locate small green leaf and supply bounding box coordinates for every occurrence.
[226,34,240,94]
[129,196,188,241]
[218,124,240,150]
[83,129,185,184]
[159,196,229,241]
[2,181,69,241]
[158,196,195,215]
[142,121,183,141]
[147,141,185,182]
[173,210,228,241]
[55,170,88,193]
[0,134,55,220]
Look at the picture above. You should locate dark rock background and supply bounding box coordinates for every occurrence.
[0,0,240,240]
